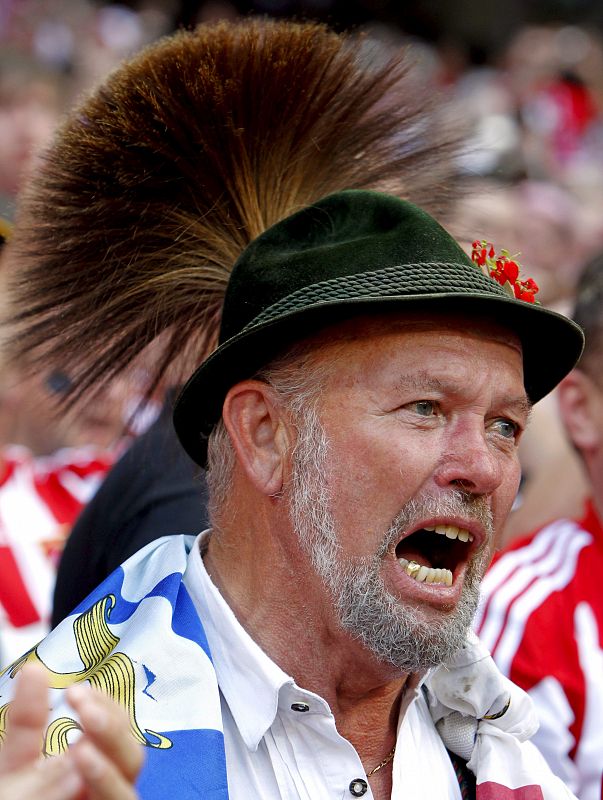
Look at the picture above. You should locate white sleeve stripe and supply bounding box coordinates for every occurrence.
[475,520,576,638]
[475,521,589,647]
[484,529,591,676]
[481,519,578,595]
[4,536,53,616]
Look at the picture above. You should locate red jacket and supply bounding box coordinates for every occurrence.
[475,503,603,799]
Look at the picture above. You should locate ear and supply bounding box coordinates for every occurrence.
[557,369,602,454]
[222,380,292,496]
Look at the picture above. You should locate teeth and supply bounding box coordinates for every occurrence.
[423,524,473,543]
[398,558,453,586]
[406,561,421,577]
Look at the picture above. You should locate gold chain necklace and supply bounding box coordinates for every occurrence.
[366,745,396,777]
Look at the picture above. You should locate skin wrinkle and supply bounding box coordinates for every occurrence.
[207,315,525,690]
[287,404,493,672]
[390,372,533,422]
[207,337,342,531]
[207,311,528,523]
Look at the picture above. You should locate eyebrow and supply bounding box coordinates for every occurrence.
[393,372,447,394]
[393,371,533,418]
[502,395,534,423]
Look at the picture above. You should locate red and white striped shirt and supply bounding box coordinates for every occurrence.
[475,503,603,800]
[0,445,114,666]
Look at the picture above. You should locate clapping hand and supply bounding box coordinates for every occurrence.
[0,663,143,799]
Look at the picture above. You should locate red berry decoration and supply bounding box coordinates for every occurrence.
[471,240,539,304]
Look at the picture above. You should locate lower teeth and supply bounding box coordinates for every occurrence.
[398,558,452,587]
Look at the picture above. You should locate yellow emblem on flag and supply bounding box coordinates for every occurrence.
[0,594,172,755]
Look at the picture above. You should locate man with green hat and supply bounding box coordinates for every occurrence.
[0,19,582,800]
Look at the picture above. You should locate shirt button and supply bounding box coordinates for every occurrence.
[349,778,368,796]
[290,702,310,712]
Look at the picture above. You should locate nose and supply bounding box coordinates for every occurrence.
[432,421,506,497]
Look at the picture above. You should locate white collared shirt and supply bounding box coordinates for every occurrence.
[186,534,462,800]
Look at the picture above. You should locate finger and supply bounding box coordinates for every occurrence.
[0,663,49,772]
[0,754,83,800]
[70,739,139,800]
[66,684,144,783]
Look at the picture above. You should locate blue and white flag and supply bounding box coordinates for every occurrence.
[0,535,229,800]
[0,534,577,800]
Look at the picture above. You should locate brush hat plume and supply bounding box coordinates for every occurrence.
[5,18,460,404]
[5,18,583,467]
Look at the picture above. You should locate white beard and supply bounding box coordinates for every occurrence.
[287,411,493,672]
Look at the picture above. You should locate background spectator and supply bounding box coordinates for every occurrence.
[0,225,139,664]
[475,250,603,799]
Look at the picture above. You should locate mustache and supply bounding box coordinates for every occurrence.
[376,489,493,558]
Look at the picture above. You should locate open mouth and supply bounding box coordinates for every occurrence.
[395,524,475,587]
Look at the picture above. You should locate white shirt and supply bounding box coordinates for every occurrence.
[186,535,462,799]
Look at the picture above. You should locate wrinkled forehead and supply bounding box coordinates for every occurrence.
[297,310,524,364]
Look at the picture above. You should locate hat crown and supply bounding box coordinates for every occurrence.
[175,189,584,467]
[220,190,488,343]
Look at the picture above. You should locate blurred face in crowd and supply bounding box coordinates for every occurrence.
[59,377,133,451]
[285,314,528,669]
[0,368,131,455]
[558,359,603,520]
[0,92,58,197]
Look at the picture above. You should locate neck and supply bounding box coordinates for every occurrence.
[203,510,412,761]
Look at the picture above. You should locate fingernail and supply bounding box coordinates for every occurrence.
[81,697,108,733]
[67,685,108,732]
[40,757,83,796]
[59,767,84,796]
[75,740,105,780]
[66,683,88,702]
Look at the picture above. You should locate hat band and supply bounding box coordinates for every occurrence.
[240,261,509,334]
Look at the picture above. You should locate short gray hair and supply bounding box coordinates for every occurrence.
[205,339,337,531]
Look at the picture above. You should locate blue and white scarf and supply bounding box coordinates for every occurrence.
[0,536,575,799]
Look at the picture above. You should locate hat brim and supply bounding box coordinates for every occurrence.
[173,292,584,467]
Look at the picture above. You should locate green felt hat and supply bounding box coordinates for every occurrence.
[173,189,584,466]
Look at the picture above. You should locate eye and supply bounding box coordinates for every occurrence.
[410,400,436,417]
[490,418,519,440]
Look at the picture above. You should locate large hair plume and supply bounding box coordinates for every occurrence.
[6,18,463,402]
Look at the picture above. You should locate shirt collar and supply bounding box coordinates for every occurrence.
[186,531,426,751]
[186,531,294,750]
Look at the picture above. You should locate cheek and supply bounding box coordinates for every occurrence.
[493,459,522,520]
[323,426,438,517]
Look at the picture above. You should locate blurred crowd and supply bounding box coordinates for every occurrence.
[4,2,603,290]
[1,3,603,796]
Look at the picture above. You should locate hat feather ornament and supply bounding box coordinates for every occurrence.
[4,19,462,404]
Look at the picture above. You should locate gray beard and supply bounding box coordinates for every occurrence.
[287,412,493,673]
